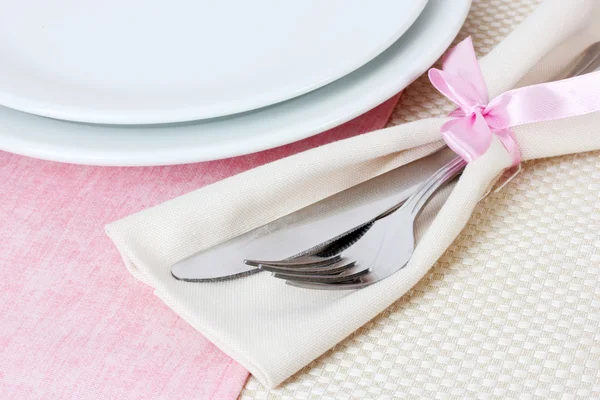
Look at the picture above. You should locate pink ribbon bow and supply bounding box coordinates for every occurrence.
[428,37,600,166]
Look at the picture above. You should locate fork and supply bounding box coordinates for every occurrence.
[246,156,467,290]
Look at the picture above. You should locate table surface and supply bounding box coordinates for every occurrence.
[6,1,598,399]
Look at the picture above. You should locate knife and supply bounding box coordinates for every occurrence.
[170,183,418,282]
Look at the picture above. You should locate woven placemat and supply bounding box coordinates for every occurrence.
[242,0,600,398]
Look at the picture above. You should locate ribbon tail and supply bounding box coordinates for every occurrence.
[493,128,521,166]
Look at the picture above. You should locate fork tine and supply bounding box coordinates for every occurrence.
[244,255,341,268]
[258,259,356,275]
[285,279,371,290]
[272,266,370,284]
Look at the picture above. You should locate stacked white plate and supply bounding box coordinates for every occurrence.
[0,0,470,166]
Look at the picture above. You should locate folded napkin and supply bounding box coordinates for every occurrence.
[106,0,600,388]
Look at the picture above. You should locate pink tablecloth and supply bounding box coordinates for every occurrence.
[0,94,400,399]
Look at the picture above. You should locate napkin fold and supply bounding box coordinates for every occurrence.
[106,0,600,388]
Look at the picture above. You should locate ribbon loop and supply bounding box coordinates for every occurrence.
[429,37,600,166]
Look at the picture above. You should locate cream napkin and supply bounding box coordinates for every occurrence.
[106,0,600,388]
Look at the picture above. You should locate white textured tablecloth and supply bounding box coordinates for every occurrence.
[241,0,600,397]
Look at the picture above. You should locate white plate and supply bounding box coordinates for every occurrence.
[0,0,470,166]
[0,0,427,124]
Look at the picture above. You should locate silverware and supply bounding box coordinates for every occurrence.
[170,175,421,281]
[248,156,466,290]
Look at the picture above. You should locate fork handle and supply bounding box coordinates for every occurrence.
[403,156,467,217]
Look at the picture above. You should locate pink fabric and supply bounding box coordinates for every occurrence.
[429,37,600,166]
[0,94,400,399]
